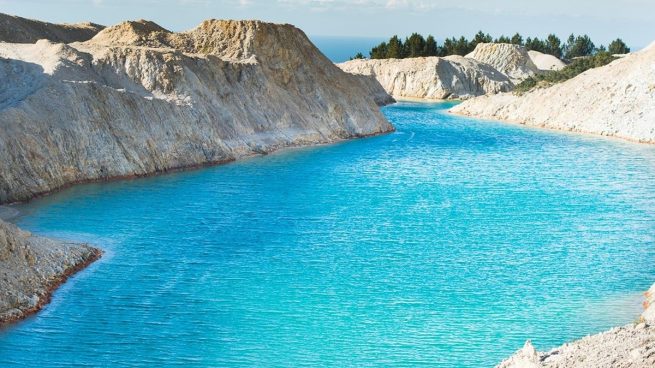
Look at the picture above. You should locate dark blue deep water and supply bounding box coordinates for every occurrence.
[1,102,655,367]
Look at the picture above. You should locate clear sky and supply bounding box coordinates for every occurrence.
[2,0,654,49]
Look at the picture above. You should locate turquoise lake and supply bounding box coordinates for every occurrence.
[1,102,655,367]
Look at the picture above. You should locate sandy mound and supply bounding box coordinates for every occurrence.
[528,50,566,71]
[451,41,655,143]
[466,43,539,83]
[338,56,512,100]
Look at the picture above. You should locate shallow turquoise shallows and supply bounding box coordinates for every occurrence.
[1,102,655,367]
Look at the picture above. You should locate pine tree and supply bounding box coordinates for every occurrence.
[565,34,595,59]
[387,35,403,58]
[470,30,493,49]
[370,41,388,59]
[424,35,438,56]
[511,33,524,45]
[404,33,426,58]
[545,34,562,58]
[608,38,630,54]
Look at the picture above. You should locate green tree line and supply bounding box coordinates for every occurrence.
[355,32,630,60]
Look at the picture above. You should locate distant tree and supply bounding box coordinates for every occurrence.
[566,34,575,48]
[470,30,493,49]
[370,41,388,59]
[597,44,607,52]
[441,37,455,56]
[404,33,427,58]
[424,35,438,56]
[510,33,524,45]
[525,37,547,53]
[608,38,630,54]
[350,52,365,60]
[451,36,472,55]
[387,35,404,58]
[366,31,621,61]
[545,34,562,58]
[564,34,595,59]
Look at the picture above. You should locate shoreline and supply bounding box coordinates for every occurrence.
[389,97,654,146]
[2,128,394,207]
[449,108,655,146]
[498,284,655,367]
[0,247,103,328]
[392,96,463,103]
[0,129,393,329]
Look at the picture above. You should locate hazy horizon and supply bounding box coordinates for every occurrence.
[1,0,654,49]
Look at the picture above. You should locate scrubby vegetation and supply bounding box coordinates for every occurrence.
[360,32,630,61]
[514,51,617,94]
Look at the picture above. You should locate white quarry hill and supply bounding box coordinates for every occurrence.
[0,19,393,204]
[451,41,655,143]
[338,56,513,100]
[465,43,540,83]
[528,50,566,71]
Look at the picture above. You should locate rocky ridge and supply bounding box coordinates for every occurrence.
[450,41,655,143]
[338,55,513,100]
[0,18,393,204]
[465,43,540,83]
[0,13,103,43]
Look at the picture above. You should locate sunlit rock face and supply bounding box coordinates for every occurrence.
[0,19,393,204]
[338,56,513,100]
[451,42,655,144]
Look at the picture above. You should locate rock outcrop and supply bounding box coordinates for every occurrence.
[338,56,513,100]
[0,19,393,204]
[451,41,655,143]
[0,219,101,324]
[465,43,540,83]
[528,50,566,71]
[0,13,104,43]
[497,287,655,368]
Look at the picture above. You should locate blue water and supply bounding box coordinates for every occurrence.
[2,102,655,367]
[310,36,383,62]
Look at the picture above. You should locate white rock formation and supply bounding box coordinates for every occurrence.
[528,50,566,71]
[0,19,393,204]
[451,41,655,143]
[338,56,513,100]
[466,43,540,83]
